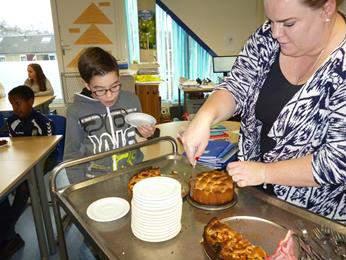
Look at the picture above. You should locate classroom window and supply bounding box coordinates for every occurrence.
[20,55,27,61]
[36,54,50,61]
[49,54,56,60]
[125,0,140,64]
[156,4,219,102]
[0,1,63,100]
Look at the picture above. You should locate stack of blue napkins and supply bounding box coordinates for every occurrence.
[197,139,238,169]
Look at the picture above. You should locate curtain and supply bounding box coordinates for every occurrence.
[156,5,172,100]
[125,0,140,64]
[156,5,220,102]
[172,22,188,102]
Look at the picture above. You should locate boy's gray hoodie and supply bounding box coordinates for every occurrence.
[64,89,143,184]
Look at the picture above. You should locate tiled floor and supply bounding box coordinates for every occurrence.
[11,204,84,259]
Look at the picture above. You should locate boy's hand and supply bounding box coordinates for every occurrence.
[137,125,156,139]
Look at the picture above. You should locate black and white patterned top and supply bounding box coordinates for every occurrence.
[217,21,346,223]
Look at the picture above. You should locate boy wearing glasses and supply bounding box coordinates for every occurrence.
[64,47,156,184]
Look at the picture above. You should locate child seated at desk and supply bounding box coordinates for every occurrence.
[0,85,55,259]
[24,63,54,96]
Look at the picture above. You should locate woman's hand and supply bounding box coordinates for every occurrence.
[137,125,156,139]
[227,161,266,187]
[179,121,210,165]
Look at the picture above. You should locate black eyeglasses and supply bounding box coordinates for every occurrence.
[92,84,121,97]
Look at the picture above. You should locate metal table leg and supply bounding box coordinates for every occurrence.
[34,163,57,254]
[27,169,49,259]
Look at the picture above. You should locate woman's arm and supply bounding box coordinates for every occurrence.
[227,155,317,187]
[181,23,272,164]
[181,90,236,164]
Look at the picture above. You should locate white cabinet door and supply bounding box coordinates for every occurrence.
[51,0,128,73]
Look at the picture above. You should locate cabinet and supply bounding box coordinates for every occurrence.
[135,83,161,122]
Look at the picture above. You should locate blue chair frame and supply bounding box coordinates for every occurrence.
[47,114,66,164]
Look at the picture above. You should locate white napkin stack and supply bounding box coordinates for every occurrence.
[131,176,182,242]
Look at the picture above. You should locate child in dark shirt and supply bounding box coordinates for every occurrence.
[0,85,54,259]
[7,85,53,137]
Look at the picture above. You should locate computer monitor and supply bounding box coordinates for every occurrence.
[212,56,237,77]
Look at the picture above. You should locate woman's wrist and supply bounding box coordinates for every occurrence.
[262,163,268,188]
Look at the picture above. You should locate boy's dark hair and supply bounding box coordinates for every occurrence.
[78,47,119,84]
[8,85,35,101]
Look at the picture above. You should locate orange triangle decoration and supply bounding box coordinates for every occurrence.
[73,3,112,24]
[74,24,113,45]
[67,48,85,68]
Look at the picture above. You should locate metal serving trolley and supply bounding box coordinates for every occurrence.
[50,137,346,260]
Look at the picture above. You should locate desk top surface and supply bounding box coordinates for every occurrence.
[0,95,55,112]
[0,135,62,197]
[179,84,215,92]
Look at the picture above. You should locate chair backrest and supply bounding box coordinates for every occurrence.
[0,113,4,129]
[47,114,66,163]
[0,113,8,137]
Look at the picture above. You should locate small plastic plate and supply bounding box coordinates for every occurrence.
[125,112,156,127]
[86,197,130,222]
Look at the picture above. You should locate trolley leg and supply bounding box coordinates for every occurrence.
[51,192,68,260]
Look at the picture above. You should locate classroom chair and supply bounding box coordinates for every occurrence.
[47,114,66,164]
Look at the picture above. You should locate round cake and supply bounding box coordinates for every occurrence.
[189,170,234,205]
[128,167,161,195]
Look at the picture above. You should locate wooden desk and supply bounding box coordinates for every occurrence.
[141,120,240,160]
[0,95,55,114]
[0,135,62,257]
[178,84,215,116]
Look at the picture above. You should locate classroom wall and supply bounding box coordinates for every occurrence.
[50,0,127,75]
[159,0,265,55]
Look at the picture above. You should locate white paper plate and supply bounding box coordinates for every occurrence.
[87,197,130,222]
[125,112,157,127]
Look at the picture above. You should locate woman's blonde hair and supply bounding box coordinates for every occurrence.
[302,0,344,8]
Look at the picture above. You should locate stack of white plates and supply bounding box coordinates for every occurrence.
[131,176,182,242]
